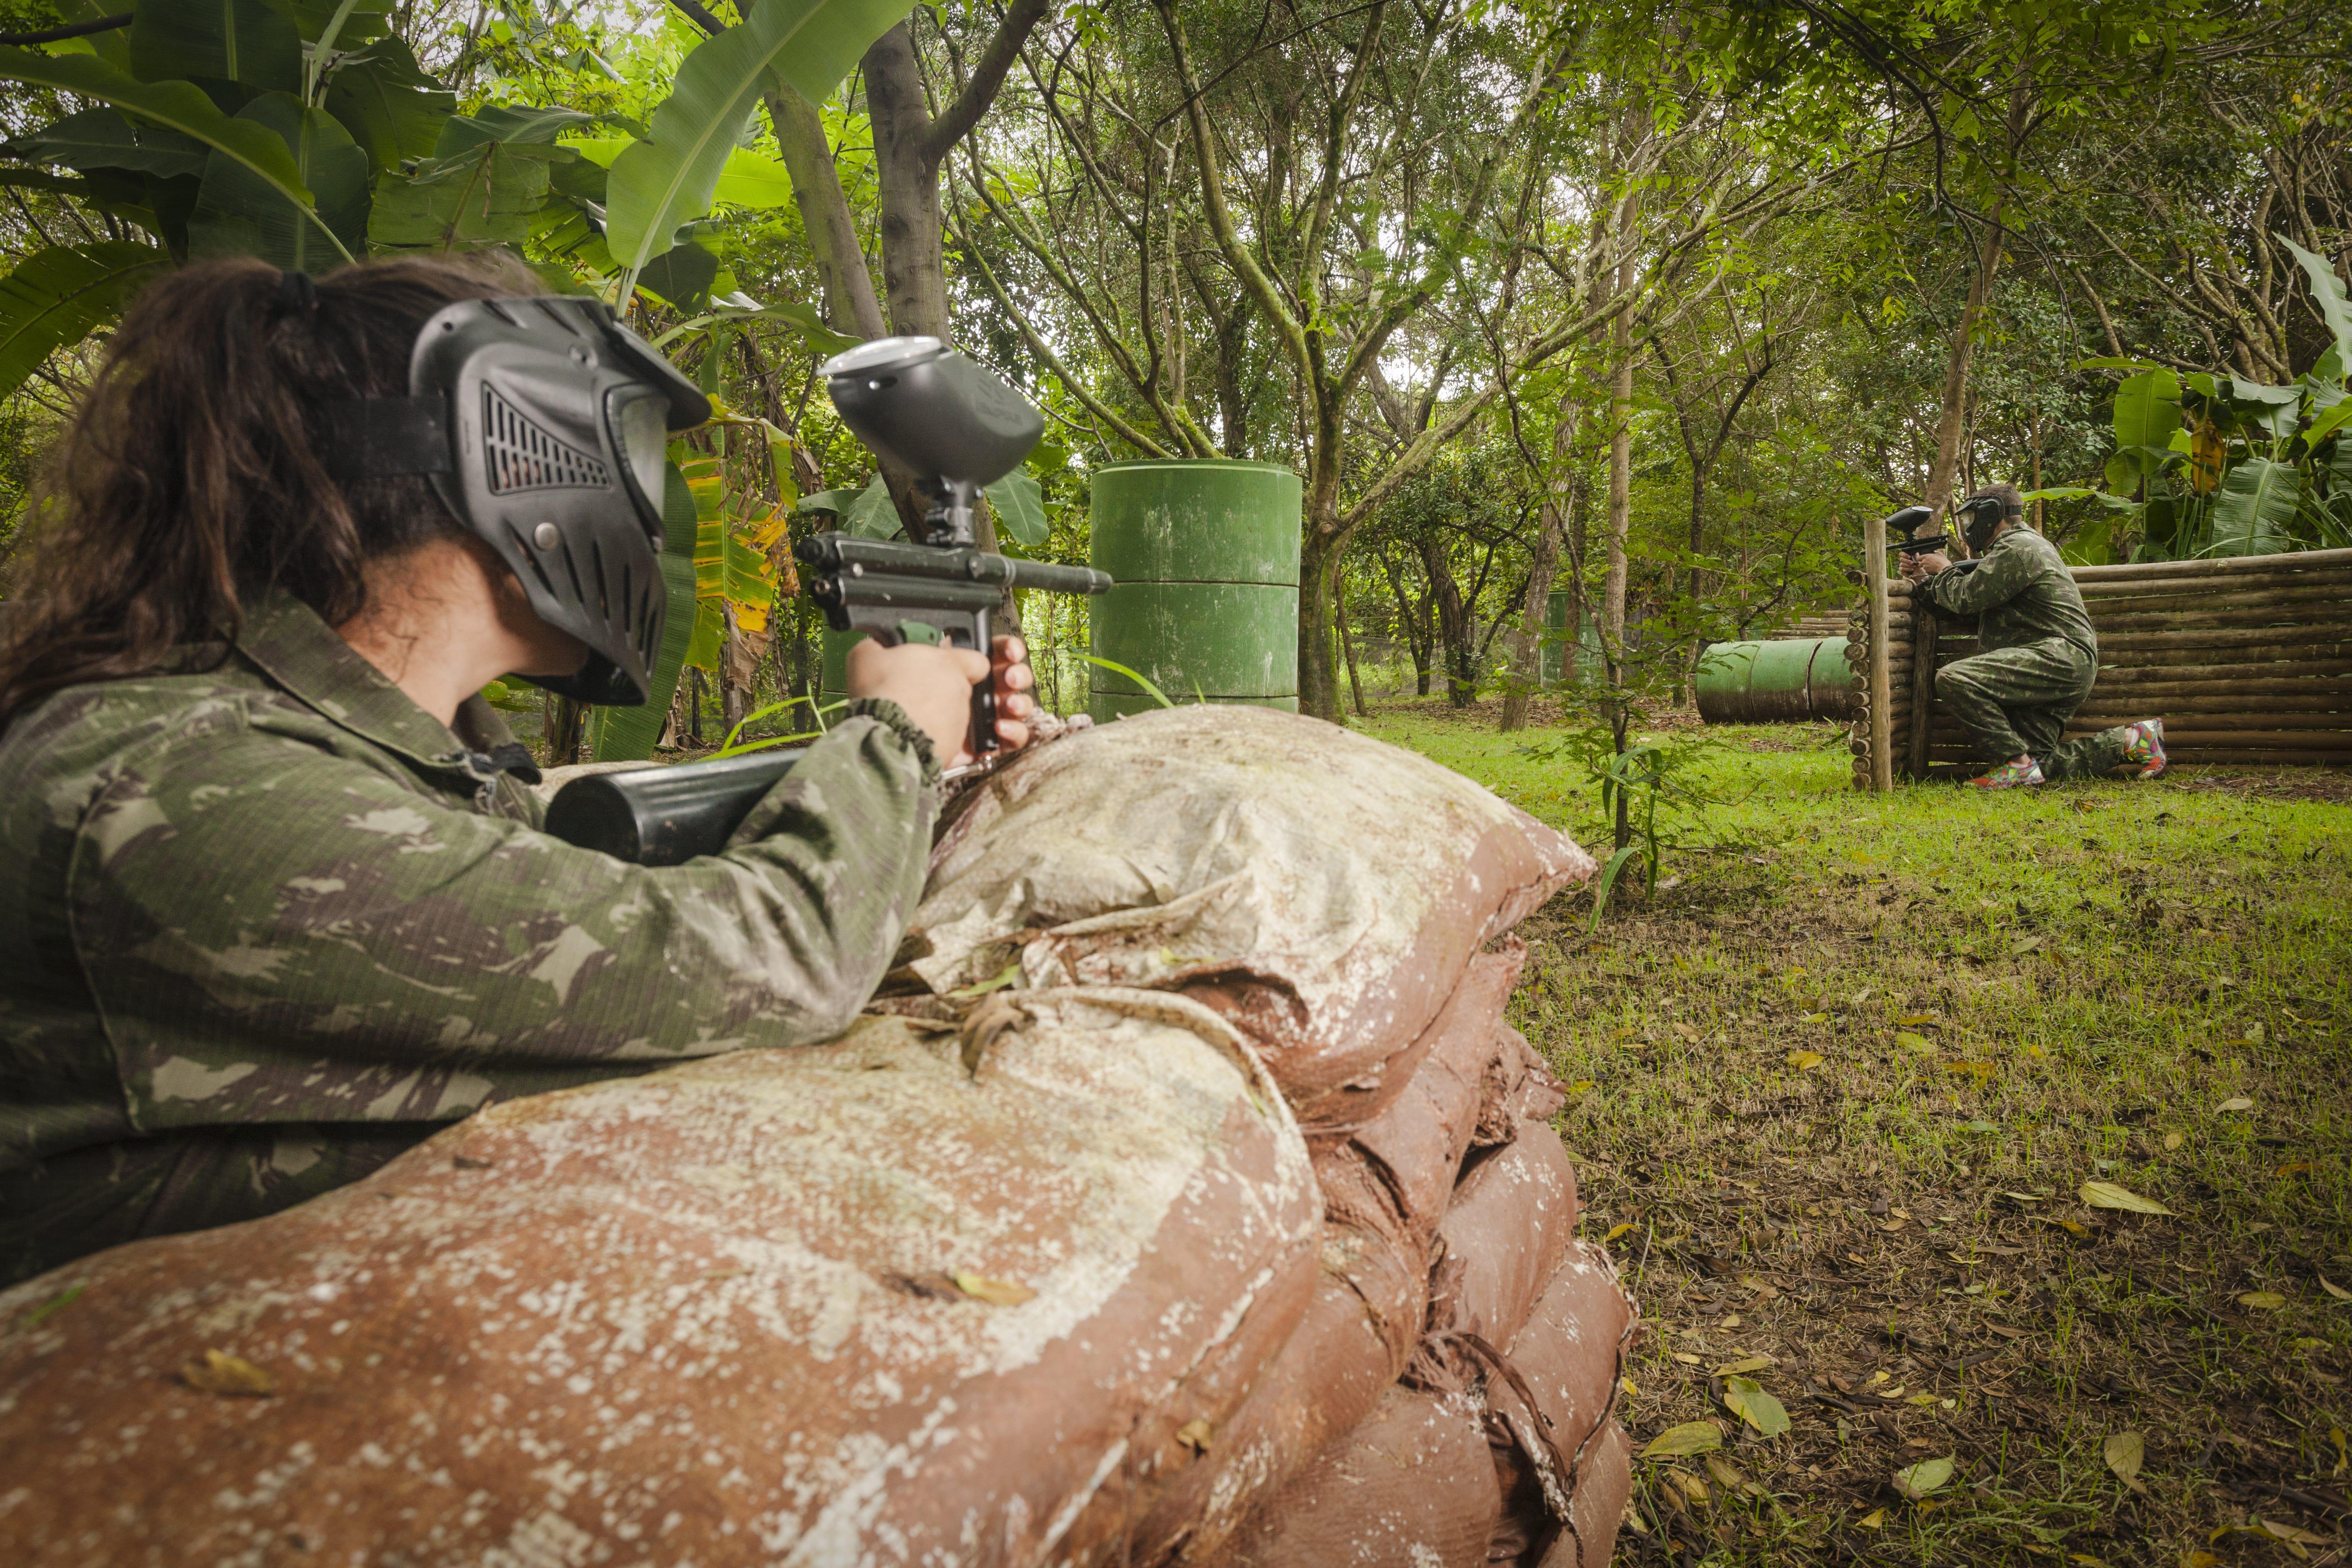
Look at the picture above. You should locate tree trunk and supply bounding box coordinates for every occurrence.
[765,88,887,340]
[1923,199,2007,521]
[1498,507,1560,731]
[1336,567,1368,717]
[1602,255,1637,683]
[1298,526,1341,720]
[863,24,952,343]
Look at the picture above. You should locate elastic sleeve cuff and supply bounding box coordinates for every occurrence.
[845,697,944,789]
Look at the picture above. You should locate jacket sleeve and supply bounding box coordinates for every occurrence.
[71,708,939,1135]
[1919,537,2035,618]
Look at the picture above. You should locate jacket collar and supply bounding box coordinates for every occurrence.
[232,589,526,782]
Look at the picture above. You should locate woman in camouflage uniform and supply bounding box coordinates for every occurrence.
[0,258,1036,1283]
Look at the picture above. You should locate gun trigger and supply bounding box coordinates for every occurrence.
[896,621,944,646]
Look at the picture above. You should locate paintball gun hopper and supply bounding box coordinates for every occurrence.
[1883,504,1948,556]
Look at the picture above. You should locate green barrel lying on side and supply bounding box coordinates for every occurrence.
[1695,636,1857,723]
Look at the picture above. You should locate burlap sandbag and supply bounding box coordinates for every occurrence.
[1485,1243,1639,1568]
[903,707,1594,1131]
[0,994,1318,1566]
[1225,1385,1504,1568]
[1425,1118,1582,1351]
[1141,949,1522,1562]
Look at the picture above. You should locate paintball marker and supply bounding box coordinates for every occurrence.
[544,337,1112,864]
[1882,504,1948,557]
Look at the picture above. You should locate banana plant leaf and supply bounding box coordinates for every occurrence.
[189,92,367,267]
[320,34,451,172]
[602,0,911,276]
[367,139,557,251]
[983,468,1048,546]
[638,240,718,309]
[0,240,170,400]
[285,0,391,46]
[5,107,208,179]
[129,0,303,93]
[2229,376,2303,443]
[2110,367,2181,459]
[0,47,322,240]
[2282,237,2352,370]
[2208,455,2299,557]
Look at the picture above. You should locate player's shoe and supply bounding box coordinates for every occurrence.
[2119,718,2166,779]
[1967,755,2045,789]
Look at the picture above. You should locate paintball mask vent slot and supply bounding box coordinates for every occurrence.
[483,386,609,494]
[507,523,559,600]
[591,537,610,619]
[556,535,587,608]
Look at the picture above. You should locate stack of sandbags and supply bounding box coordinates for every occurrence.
[0,706,1631,1564]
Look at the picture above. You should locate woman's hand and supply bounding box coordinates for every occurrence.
[845,634,1038,767]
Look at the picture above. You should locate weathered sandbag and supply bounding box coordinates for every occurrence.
[1428,1119,1583,1348]
[1227,1385,1504,1568]
[903,707,1594,1130]
[0,993,1319,1567]
[1474,1020,1569,1149]
[1146,950,1520,1561]
[1486,1243,1639,1568]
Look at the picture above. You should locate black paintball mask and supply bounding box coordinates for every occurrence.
[1957,491,2020,554]
[328,296,709,705]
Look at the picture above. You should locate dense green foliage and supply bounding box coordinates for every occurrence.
[0,0,2347,744]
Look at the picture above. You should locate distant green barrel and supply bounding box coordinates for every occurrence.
[1540,591,1605,683]
[1088,460,1301,721]
[1695,636,1857,723]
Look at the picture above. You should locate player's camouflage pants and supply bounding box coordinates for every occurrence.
[1934,638,2139,781]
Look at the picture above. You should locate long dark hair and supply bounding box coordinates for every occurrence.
[0,253,542,727]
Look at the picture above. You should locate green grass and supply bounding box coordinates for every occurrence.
[1364,697,2352,1568]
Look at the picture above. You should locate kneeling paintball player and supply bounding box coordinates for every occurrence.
[0,257,1040,1284]
[1900,482,2166,789]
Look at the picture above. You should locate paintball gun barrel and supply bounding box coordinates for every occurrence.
[545,336,1112,863]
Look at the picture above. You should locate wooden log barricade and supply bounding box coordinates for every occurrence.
[1849,545,2352,786]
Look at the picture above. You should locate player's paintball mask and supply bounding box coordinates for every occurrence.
[1957,487,2022,554]
[327,295,709,705]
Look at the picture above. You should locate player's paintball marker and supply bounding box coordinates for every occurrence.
[1882,503,1948,556]
[544,337,1112,864]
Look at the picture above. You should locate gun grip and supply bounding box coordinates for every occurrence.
[966,604,999,756]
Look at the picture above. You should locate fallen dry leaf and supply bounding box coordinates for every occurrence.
[1891,1456,1954,1499]
[2217,1096,2254,1113]
[1856,1508,1887,1529]
[2103,1430,2147,1493]
[1606,1222,1637,1242]
[2319,1277,2352,1302]
[2238,1290,2288,1310]
[1894,1031,1933,1053]
[1787,1050,1826,1071]
[1640,1421,1724,1459]
[951,1270,1037,1306]
[1723,1376,1790,1437]
[179,1349,275,1397]
[2080,1180,2174,1216]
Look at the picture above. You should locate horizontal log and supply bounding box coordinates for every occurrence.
[2067,712,2352,733]
[2077,697,2352,717]
[2092,663,2352,688]
[2064,727,2352,750]
[2082,580,2352,616]
[2090,604,2352,634]
[2096,624,2352,654]
[2090,643,2352,671]
[2069,547,2352,584]
[2081,570,2352,604]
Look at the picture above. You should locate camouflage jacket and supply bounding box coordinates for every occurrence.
[1916,525,2099,658]
[0,591,939,1283]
